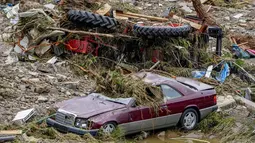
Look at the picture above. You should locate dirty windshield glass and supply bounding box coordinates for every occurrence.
[90,93,133,105]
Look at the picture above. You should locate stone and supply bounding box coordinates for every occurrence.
[21,96,26,102]
[184,132,203,139]
[233,13,243,19]
[157,131,166,141]
[62,81,79,90]
[29,78,40,83]
[20,85,27,91]
[65,91,71,96]
[34,85,50,94]
[239,19,246,23]
[28,71,39,76]
[181,5,193,13]
[145,3,152,7]
[37,96,48,102]
[224,16,230,21]
[217,95,236,110]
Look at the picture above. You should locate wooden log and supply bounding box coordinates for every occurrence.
[47,27,135,39]
[0,130,22,135]
[116,10,168,22]
[172,15,202,29]
[191,0,217,26]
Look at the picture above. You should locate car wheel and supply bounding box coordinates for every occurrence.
[180,108,198,130]
[102,122,116,134]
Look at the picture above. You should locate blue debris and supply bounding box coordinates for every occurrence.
[232,44,250,59]
[192,71,206,79]
[216,63,230,83]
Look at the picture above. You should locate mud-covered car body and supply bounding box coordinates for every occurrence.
[47,72,218,135]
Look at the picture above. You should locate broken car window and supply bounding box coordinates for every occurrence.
[160,85,182,101]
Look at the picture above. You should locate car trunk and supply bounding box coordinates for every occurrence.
[176,77,214,91]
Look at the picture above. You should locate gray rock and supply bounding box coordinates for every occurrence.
[20,85,27,91]
[21,96,26,102]
[37,96,48,103]
[34,85,49,94]
[224,16,230,21]
[157,131,166,141]
[239,19,247,23]
[184,132,204,139]
[65,91,71,96]
[62,81,79,90]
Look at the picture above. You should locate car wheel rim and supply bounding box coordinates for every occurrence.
[103,124,115,133]
[183,112,196,129]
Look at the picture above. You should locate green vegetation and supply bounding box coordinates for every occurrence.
[198,112,235,133]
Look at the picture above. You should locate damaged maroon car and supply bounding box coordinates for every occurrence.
[46,72,218,136]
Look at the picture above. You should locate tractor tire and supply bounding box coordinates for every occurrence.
[133,24,192,37]
[68,10,118,29]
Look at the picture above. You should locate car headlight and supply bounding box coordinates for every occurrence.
[75,118,93,129]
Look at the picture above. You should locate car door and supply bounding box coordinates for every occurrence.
[126,106,154,134]
[160,84,184,126]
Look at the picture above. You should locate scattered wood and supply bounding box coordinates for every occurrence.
[47,27,135,39]
[233,62,255,82]
[172,15,202,29]
[150,61,161,70]
[238,42,249,47]
[96,3,112,16]
[205,5,212,13]
[0,130,22,135]
[192,0,217,26]
[200,0,208,4]
[116,13,147,20]
[116,10,168,22]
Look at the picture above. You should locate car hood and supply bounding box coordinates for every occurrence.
[56,94,126,118]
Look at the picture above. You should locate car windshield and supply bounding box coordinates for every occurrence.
[90,93,133,105]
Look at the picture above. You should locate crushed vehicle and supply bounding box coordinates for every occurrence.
[46,72,218,136]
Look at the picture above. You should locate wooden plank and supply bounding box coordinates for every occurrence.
[115,15,129,20]
[172,15,202,29]
[116,13,147,20]
[96,3,112,16]
[125,12,168,21]
[116,10,168,22]
[0,130,22,135]
[201,0,208,4]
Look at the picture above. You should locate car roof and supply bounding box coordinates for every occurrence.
[133,72,176,85]
[134,72,214,91]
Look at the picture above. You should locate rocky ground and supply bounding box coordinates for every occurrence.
[0,41,96,124]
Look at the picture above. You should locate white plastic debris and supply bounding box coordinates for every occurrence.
[10,16,19,24]
[205,65,213,78]
[4,4,19,19]
[233,13,243,19]
[35,40,51,56]
[12,108,35,124]
[44,4,55,10]
[47,56,58,64]
[14,36,29,54]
